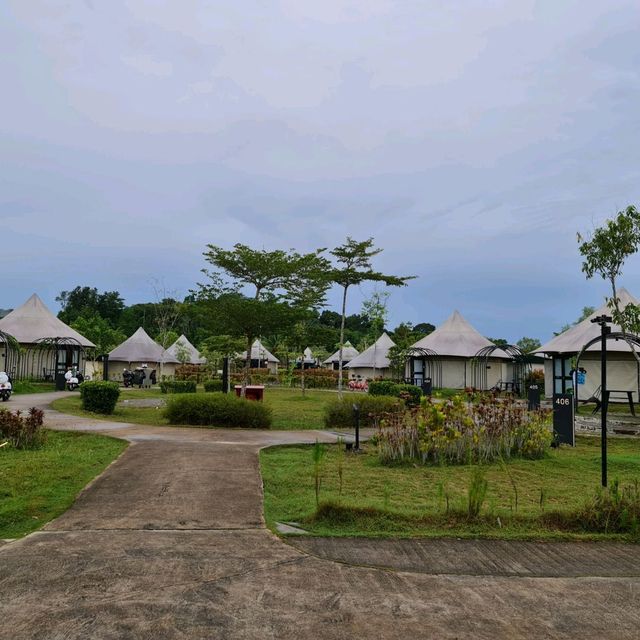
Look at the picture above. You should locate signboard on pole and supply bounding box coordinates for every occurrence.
[527,383,541,411]
[553,393,575,446]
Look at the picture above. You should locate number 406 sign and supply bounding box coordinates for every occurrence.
[553,393,575,446]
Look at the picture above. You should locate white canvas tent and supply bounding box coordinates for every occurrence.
[536,288,640,400]
[345,333,395,380]
[108,327,179,380]
[296,347,317,369]
[166,335,206,366]
[408,310,510,389]
[238,339,280,374]
[0,293,95,380]
[323,341,359,370]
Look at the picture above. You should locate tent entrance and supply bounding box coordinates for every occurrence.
[406,348,442,389]
[471,345,532,394]
[0,330,20,379]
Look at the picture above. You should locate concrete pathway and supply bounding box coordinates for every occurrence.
[1,392,639,639]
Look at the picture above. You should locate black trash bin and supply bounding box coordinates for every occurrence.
[55,373,66,391]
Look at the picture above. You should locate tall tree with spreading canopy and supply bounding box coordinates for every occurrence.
[329,238,415,394]
[578,205,640,359]
[198,244,330,395]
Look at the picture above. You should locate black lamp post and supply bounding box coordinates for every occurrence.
[591,314,612,487]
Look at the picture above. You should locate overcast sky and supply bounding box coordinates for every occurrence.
[2,1,639,342]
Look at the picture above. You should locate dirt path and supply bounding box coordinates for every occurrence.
[1,392,639,639]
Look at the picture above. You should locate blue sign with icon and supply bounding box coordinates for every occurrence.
[577,372,586,385]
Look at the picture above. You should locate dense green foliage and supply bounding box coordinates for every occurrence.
[203,379,224,392]
[164,393,272,428]
[79,380,120,414]
[377,395,551,465]
[368,380,423,406]
[323,395,404,429]
[159,380,197,394]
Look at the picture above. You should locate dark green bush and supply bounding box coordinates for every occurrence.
[367,380,399,396]
[203,379,224,392]
[323,395,404,430]
[0,407,46,449]
[79,380,120,414]
[164,393,272,429]
[395,384,423,407]
[160,380,197,394]
[369,380,422,407]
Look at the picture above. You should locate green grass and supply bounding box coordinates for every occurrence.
[52,387,358,430]
[0,430,127,538]
[260,435,640,540]
[12,381,56,394]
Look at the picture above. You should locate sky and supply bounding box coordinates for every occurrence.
[1,1,639,343]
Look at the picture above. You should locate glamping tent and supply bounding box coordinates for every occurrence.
[536,288,640,400]
[238,339,280,374]
[0,293,95,380]
[408,310,511,390]
[166,335,206,366]
[296,347,318,370]
[345,333,395,380]
[108,327,179,380]
[323,341,359,370]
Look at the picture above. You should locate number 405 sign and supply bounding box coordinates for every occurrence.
[553,393,575,446]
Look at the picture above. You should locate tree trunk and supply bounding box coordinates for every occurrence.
[243,334,252,398]
[337,285,348,397]
[301,352,306,396]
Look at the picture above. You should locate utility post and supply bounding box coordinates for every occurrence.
[591,314,612,487]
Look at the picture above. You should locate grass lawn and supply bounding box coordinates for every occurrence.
[260,435,640,541]
[52,387,358,430]
[0,430,127,538]
[12,381,56,394]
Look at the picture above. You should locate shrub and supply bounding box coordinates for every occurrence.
[369,380,423,407]
[160,380,197,394]
[377,394,551,465]
[164,393,272,428]
[175,364,209,383]
[395,384,423,407]
[368,380,399,396]
[323,396,405,430]
[79,380,120,414]
[575,480,640,535]
[293,369,347,389]
[0,407,46,449]
[203,379,224,392]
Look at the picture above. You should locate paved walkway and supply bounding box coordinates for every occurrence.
[1,392,639,639]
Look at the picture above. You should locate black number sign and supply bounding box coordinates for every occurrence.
[553,393,575,446]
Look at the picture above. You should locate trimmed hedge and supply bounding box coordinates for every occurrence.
[160,380,197,394]
[203,379,224,392]
[323,395,405,430]
[369,380,423,407]
[164,393,272,429]
[79,381,120,414]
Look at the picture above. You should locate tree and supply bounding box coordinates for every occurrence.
[579,204,640,352]
[57,286,124,326]
[413,322,435,336]
[198,244,330,394]
[173,340,192,366]
[329,238,415,395]
[361,291,389,346]
[70,315,126,373]
[487,337,509,348]
[516,337,541,353]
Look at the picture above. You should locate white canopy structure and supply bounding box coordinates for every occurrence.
[166,335,206,365]
[407,310,510,390]
[536,288,640,399]
[345,333,395,379]
[0,293,94,380]
[0,293,94,347]
[108,327,179,381]
[238,339,280,373]
[323,341,359,370]
[296,347,317,369]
